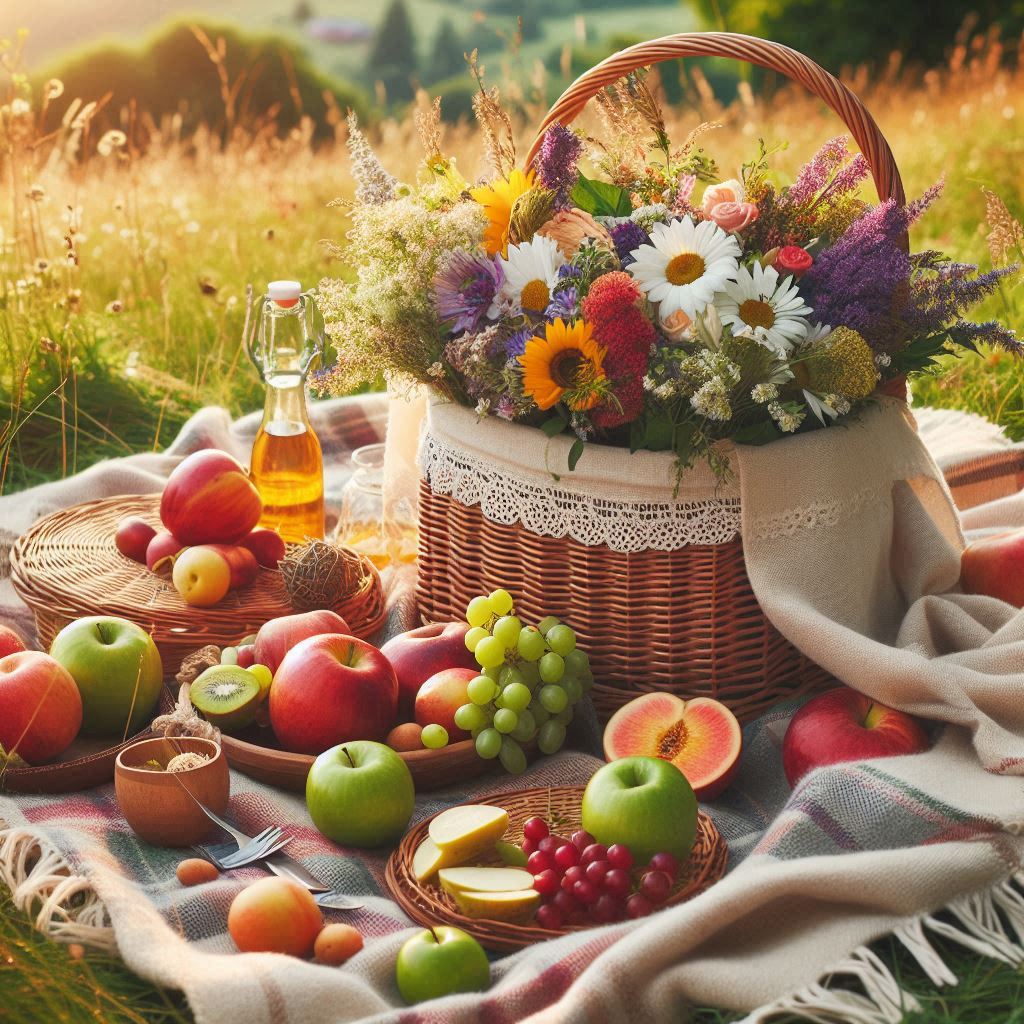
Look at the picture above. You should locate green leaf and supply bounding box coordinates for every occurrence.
[568,438,585,471]
[541,413,568,438]
[732,420,782,446]
[569,173,632,218]
[672,421,698,464]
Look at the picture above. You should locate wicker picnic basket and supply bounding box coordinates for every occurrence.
[9,494,387,677]
[416,32,910,724]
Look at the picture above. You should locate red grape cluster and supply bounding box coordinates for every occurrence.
[520,816,681,930]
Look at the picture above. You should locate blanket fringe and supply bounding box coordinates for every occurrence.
[0,824,115,952]
[738,873,1024,1023]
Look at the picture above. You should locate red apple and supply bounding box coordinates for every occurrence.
[0,651,83,764]
[160,449,262,546]
[782,688,930,787]
[205,544,259,589]
[961,529,1024,606]
[253,610,352,675]
[0,624,26,660]
[115,517,157,563]
[414,667,476,741]
[270,635,398,753]
[146,531,184,573]
[239,528,286,569]
[380,622,477,717]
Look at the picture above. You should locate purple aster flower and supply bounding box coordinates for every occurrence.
[609,221,649,265]
[433,250,503,334]
[558,263,581,280]
[503,327,533,360]
[546,286,578,321]
[536,123,583,209]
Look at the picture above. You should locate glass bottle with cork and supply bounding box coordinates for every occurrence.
[247,280,325,543]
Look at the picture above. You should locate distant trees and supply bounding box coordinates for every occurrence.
[365,0,417,102]
[425,17,466,85]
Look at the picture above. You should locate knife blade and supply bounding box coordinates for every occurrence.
[200,839,332,892]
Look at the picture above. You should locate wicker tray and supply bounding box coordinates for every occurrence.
[9,495,387,678]
[219,729,488,793]
[0,687,175,794]
[385,785,727,952]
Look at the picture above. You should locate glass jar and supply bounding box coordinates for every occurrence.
[334,443,417,568]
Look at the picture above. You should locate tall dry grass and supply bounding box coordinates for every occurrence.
[1,25,1022,492]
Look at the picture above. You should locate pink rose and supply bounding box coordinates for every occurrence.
[701,178,744,215]
[707,201,759,233]
[774,245,814,276]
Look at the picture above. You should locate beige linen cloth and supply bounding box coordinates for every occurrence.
[3,395,1024,1023]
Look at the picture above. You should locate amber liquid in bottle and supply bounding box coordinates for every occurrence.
[250,365,325,542]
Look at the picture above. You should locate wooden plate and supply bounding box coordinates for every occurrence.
[219,727,490,793]
[1,688,176,795]
[385,785,728,952]
[9,494,387,679]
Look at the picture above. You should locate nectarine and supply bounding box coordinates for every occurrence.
[145,531,184,573]
[115,517,157,563]
[228,876,323,957]
[239,528,286,569]
[415,668,476,742]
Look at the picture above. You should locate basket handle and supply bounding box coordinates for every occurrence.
[525,31,906,211]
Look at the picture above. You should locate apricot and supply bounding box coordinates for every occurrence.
[176,858,219,886]
[314,923,364,966]
[228,876,324,957]
[386,722,423,752]
[172,547,232,606]
[603,692,742,801]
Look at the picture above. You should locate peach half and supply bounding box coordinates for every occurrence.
[602,692,742,801]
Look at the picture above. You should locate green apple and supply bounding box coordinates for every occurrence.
[306,740,414,848]
[395,925,490,1004]
[580,755,697,866]
[49,616,163,738]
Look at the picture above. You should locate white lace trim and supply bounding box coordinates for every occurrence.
[420,431,742,552]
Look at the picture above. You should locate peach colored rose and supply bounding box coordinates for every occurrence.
[707,201,759,233]
[660,309,693,343]
[537,208,613,258]
[701,178,744,215]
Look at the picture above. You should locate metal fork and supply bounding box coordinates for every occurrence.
[217,826,292,870]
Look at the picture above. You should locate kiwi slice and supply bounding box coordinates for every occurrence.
[190,666,262,733]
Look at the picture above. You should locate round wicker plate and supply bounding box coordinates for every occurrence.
[385,785,727,952]
[0,687,175,795]
[9,495,387,678]
[219,729,488,793]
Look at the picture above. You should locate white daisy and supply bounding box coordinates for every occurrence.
[716,262,813,356]
[627,216,741,321]
[489,234,565,318]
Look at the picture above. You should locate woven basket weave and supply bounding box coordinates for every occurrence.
[385,785,727,952]
[416,32,909,723]
[9,495,387,677]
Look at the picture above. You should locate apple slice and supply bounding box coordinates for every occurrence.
[603,692,742,801]
[428,805,509,862]
[413,837,455,883]
[452,888,540,921]
[438,867,534,895]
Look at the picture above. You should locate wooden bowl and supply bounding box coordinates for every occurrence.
[115,737,229,847]
[219,728,489,792]
[386,785,728,952]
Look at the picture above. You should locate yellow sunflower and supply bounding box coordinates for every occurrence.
[518,318,606,412]
[470,168,536,257]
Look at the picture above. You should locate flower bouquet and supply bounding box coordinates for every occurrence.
[316,35,1019,721]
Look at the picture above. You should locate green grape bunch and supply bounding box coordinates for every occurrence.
[456,589,594,775]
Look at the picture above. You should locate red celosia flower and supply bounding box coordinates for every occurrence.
[580,272,642,327]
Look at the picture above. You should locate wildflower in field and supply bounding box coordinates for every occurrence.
[716,262,813,356]
[43,79,63,99]
[97,130,126,156]
[470,168,535,257]
[627,216,741,321]
[106,299,123,314]
[519,318,606,411]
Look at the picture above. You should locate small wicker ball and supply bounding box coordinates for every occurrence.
[281,539,365,612]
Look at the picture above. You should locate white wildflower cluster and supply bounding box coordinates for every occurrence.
[768,401,806,433]
[875,352,892,368]
[826,394,852,415]
[691,378,732,421]
[645,346,741,414]
[751,382,778,404]
[346,112,397,206]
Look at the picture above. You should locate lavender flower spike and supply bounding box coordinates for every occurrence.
[346,112,396,205]
[536,123,583,209]
[433,250,504,334]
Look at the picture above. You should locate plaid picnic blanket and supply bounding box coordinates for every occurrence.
[2,393,1024,1024]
